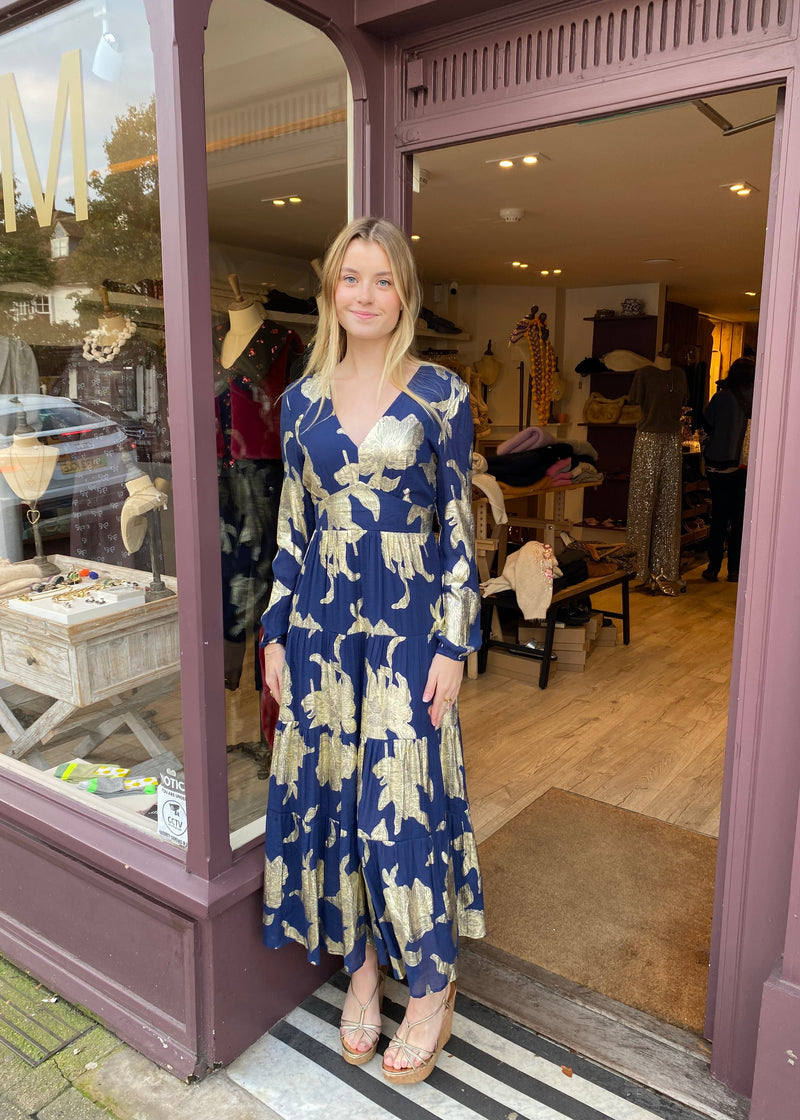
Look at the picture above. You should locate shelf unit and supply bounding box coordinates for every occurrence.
[581,316,659,527]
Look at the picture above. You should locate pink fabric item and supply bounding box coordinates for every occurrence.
[545,457,572,478]
[497,425,556,454]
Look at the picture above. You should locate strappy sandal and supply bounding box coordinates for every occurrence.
[382,982,455,1085]
[340,969,386,1066]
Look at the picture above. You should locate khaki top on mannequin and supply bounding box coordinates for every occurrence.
[0,425,58,502]
[220,274,266,371]
[95,288,128,341]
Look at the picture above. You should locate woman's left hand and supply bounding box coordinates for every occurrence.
[423,653,465,730]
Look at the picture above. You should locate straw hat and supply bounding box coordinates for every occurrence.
[601,349,651,372]
[120,476,169,553]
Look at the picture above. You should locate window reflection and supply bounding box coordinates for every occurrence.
[0,0,183,846]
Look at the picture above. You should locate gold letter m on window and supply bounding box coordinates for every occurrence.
[0,48,87,233]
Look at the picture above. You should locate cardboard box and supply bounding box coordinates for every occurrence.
[487,647,558,684]
[595,620,619,646]
[518,622,588,650]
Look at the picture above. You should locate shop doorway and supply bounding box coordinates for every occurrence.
[408,85,776,1055]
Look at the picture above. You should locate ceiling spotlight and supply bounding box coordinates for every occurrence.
[723,181,757,195]
[92,6,123,82]
[644,258,675,264]
[553,269,562,275]
[288,196,302,204]
[519,263,529,269]
[499,159,514,168]
[511,261,521,267]
[540,270,550,276]
[745,290,758,296]
[272,199,286,206]
[522,155,538,165]
[411,234,420,241]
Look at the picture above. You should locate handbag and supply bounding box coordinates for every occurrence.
[618,400,642,425]
[582,392,625,424]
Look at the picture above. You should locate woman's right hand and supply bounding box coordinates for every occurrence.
[263,642,285,706]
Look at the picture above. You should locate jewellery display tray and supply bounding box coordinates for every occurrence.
[7,582,146,625]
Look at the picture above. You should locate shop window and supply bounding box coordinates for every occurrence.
[0,0,185,849]
[204,0,349,845]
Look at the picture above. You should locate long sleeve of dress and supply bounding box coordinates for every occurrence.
[260,385,315,643]
[434,382,481,660]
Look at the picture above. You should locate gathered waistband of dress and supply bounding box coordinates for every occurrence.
[314,493,434,534]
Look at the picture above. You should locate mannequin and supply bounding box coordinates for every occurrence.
[625,351,688,594]
[213,273,303,752]
[219,274,267,374]
[0,427,57,502]
[82,290,136,365]
[0,424,59,573]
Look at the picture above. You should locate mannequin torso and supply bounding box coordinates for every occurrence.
[0,432,58,501]
[220,302,266,370]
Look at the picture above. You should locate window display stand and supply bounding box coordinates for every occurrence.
[0,556,179,768]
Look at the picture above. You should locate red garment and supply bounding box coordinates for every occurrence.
[214,321,303,461]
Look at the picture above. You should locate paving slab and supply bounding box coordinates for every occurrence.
[77,1047,281,1120]
[0,1044,68,1113]
[39,1086,118,1120]
[0,1090,32,1120]
[53,1027,123,1082]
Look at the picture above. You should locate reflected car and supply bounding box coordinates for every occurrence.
[0,394,135,546]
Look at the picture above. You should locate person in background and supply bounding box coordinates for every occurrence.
[701,356,756,583]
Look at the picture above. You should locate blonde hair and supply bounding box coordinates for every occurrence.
[303,217,422,401]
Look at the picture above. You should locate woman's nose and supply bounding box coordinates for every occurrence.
[355,281,373,302]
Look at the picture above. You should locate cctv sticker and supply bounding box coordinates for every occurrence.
[157,770,187,847]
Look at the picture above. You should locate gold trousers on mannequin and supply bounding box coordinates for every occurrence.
[626,431,682,582]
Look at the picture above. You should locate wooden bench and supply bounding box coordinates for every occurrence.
[479,569,633,689]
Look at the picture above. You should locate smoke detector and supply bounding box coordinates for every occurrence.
[500,208,524,222]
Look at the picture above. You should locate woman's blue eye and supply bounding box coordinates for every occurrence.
[377,279,391,287]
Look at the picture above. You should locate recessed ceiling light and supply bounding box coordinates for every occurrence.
[745,291,758,296]
[519,263,528,269]
[540,270,549,276]
[722,181,757,195]
[522,155,538,165]
[411,234,420,241]
[644,258,675,264]
[288,196,302,204]
[511,261,521,267]
[553,269,562,275]
[499,159,514,168]
[272,199,286,206]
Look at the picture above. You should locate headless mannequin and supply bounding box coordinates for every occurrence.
[220,275,266,371]
[0,428,57,502]
[96,311,127,341]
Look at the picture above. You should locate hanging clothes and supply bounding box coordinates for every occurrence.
[625,364,687,583]
[213,319,303,693]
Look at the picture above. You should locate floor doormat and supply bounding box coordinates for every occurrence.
[477,788,717,1034]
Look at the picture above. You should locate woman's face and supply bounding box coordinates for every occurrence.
[334,238,402,344]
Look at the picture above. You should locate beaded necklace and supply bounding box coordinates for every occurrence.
[82,318,137,364]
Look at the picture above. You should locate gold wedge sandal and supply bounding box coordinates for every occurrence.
[340,969,386,1066]
[382,982,455,1085]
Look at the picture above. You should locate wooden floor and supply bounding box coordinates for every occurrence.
[2,559,737,842]
[460,558,737,844]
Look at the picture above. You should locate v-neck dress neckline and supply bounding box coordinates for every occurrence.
[329,367,421,451]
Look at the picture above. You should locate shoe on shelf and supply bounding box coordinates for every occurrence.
[701,568,719,583]
[341,969,386,1066]
[382,983,455,1085]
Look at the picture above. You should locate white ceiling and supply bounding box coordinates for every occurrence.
[204,1,778,323]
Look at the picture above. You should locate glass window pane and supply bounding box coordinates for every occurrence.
[204,0,349,845]
[0,0,186,849]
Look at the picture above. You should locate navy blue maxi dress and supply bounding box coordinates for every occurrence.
[260,363,486,997]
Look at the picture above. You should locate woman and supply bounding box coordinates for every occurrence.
[260,217,485,1084]
[701,356,755,583]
